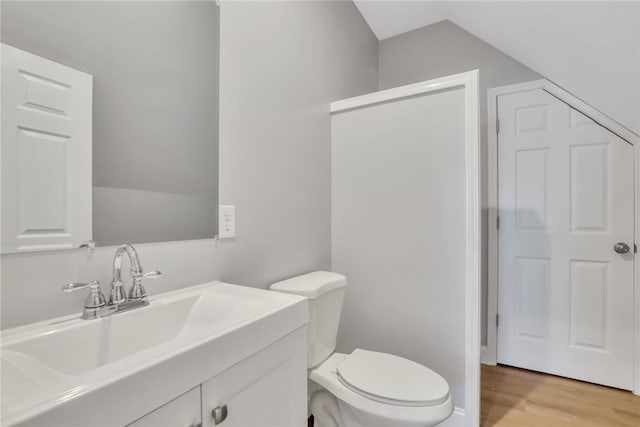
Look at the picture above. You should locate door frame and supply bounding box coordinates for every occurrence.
[484,79,640,396]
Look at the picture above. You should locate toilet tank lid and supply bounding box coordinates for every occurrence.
[270,271,346,299]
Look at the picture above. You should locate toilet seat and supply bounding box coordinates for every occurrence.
[309,351,453,426]
[336,349,450,407]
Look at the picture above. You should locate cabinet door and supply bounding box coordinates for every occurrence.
[201,328,307,427]
[127,386,202,427]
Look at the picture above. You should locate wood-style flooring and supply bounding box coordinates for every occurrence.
[481,364,640,426]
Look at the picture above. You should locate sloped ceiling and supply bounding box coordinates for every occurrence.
[354,1,640,135]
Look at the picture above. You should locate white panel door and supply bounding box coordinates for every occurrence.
[1,43,92,253]
[497,89,634,389]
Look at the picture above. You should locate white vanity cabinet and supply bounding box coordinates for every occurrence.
[201,328,307,427]
[127,328,307,427]
[1,283,309,427]
[127,387,202,427]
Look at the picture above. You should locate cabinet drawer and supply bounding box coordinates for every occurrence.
[127,386,201,427]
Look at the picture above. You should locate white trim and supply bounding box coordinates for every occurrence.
[635,139,640,396]
[543,84,639,146]
[485,85,500,367]
[486,79,640,395]
[330,70,480,114]
[463,70,481,426]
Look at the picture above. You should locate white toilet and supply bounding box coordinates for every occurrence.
[270,271,454,427]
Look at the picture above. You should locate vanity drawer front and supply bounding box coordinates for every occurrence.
[201,328,307,427]
[127,386,201,427]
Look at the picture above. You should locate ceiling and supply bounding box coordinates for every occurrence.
[354,1,640,135]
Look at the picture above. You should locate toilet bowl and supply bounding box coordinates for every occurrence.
[310,351,453,427]
[270,272,454,427]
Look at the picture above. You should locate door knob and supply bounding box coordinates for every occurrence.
[613,242,631,254]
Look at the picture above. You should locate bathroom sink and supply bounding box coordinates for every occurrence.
[4,288,265,376]
[1,281,308,427]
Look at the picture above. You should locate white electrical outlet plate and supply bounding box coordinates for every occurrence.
[218,205,236,239]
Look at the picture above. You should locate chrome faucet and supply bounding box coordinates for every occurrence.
[62,280,116,320]
[110,244,161,304]
[63,244,162,320]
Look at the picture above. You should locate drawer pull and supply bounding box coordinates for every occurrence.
[212,405,228,425]
[188,423,202,427]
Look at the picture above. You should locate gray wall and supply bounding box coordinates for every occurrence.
[332,87,468,408]
[1,0,220,245]
[216,0,378,286]
[0,1,378,328]
[378,20,541,344]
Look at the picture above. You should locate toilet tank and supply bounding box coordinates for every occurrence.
[270,271,347,368]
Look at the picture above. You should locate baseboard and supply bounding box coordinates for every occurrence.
[438,407,468,426]
[480,345,497,366]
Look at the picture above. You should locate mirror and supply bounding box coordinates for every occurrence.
[1,1,219,253]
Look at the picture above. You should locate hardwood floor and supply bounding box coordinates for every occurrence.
[481,364,640,426]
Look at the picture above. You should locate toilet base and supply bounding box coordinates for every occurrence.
[310,390,342,427]
[310,388,452,427]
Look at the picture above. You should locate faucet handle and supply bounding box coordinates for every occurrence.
[128,271,162,301]
[63,280,100,292]
[62,280,107,309]
[141,271,162,279]
[130,270,162,280]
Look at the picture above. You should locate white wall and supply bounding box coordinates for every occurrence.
[332,87,468,409]
[356,0,640,136]
[0,1,378,329]
[378,20,540,345]
[447,1,640,136]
